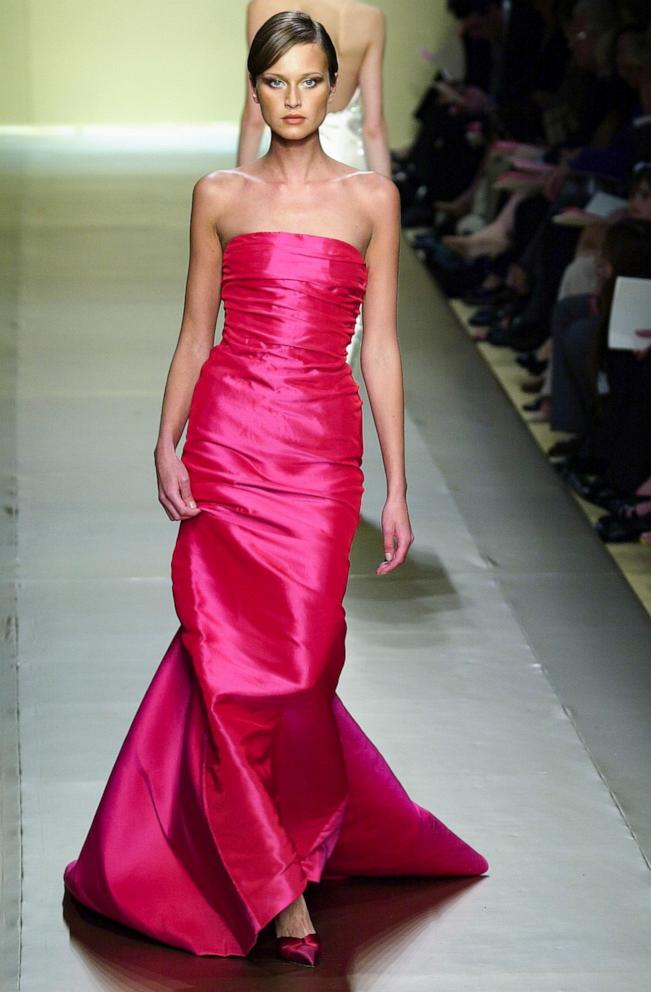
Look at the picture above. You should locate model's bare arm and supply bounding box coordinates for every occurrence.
[357,9,391,177]
[236,1,266,166]
[360,177,414,572]
[154,176,223,520]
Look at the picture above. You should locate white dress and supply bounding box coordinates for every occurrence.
[258,86,368,366]
[318,85,366,171]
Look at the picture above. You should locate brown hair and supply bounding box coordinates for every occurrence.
[630,162,651,196]
[600,218,651,327]
[247,11,338,85]
[592,217,651,374]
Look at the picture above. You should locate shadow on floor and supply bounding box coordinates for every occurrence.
[348,517,461,637]
[63,876,484,989]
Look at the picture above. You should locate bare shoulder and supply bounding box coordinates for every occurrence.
[355,2,385,32]
[344,170,399,215]
[192,168,254,218]
[193,168,249,199]
[340,171,398,249]
[246,0,266,18]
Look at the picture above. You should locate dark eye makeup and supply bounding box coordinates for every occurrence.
[262,75,324,88]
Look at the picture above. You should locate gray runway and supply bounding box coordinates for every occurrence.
[1,132,650,991]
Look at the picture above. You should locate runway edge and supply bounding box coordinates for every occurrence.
[1,161,21,992]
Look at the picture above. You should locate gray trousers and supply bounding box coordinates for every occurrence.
[550,294,600,435]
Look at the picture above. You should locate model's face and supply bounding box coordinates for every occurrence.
[252,43,335,138]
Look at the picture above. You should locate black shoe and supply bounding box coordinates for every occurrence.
[402,201,434,228]
[521,377,544,394]
[462,285,514,307]
[522,396,544,412]
[558,467,599,499]
[595,512,651,543]
[556,454,608,478]
[500,315,549,353]
[547,438,580,459]
[485,323,516,346]
[412,229,438,249]
[561,471,626,508]
[485,323,544,349]
[470,300,521,327]
[509,329,549,353]
[515,353,548,376]
[469,307,499,326]
[599,493,651,517]
[422,242,489,297]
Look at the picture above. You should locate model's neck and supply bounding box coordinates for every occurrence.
[262,132,329,184]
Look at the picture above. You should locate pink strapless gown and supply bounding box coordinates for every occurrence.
[63,231,488,956]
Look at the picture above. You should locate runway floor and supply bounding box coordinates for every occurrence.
[2,131,651,990]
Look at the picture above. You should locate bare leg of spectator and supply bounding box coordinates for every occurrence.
[443,191,530,258]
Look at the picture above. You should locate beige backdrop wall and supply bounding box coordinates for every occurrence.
[1,0,454,144]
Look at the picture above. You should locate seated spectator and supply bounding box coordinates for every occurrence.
[410,2,638,311]
[396,0,556,226]
[595,471,651,542]
[406,0,651,550]
[558,160,651,297]
[543,218,651,531]
[473,20,650,350]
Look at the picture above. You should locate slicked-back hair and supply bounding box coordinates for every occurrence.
[247,10,338,85]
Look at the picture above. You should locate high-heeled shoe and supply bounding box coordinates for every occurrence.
[515,353,548,376]
[595,511,651,543]
[275,932,322,967]
[521,376,544,394]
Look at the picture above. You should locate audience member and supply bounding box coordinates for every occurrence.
[400,0,651,545]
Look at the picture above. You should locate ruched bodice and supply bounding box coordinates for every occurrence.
[182,232,368,507]
[221,231,367,366]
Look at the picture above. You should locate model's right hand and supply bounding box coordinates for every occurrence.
[154,445,203,521]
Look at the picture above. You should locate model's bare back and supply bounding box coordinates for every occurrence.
[247,0,381,111]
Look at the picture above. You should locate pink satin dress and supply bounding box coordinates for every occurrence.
[63,231,488,957]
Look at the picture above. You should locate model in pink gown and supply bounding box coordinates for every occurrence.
[63,230,488,957]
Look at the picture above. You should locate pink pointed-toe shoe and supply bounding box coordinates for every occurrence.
[275,931,322,967]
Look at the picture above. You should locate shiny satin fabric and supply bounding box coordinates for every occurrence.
[63,232,488,957]
[318,86,367,171]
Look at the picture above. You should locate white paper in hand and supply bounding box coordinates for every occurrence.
[608,277,651,350]
[584,191,627,218]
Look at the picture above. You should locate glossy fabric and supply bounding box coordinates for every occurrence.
[319,86,366,171]
[276,933,322,967]
[63,232,488,957]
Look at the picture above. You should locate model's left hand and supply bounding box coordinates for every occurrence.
[377,496,414,575]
